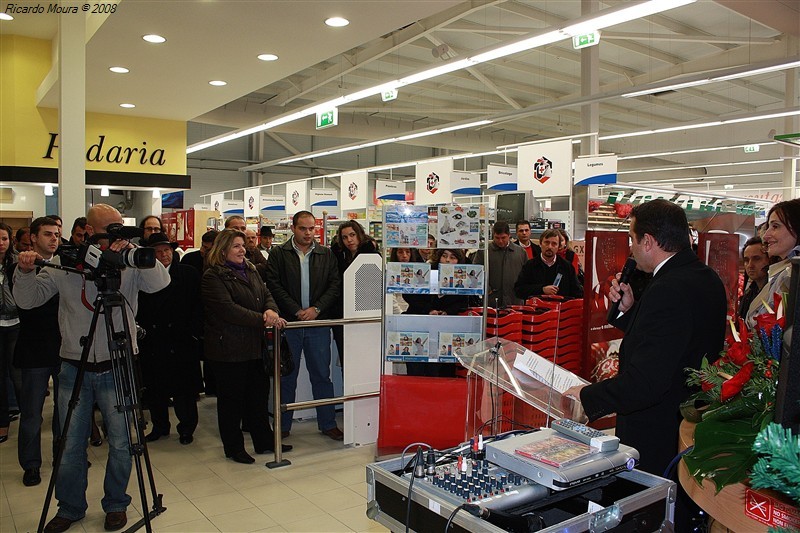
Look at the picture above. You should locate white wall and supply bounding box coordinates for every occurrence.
[1,184,47,217]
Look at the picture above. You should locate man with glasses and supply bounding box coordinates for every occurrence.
[265,211,344,441]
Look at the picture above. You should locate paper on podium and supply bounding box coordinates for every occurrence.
[457,338,588,422]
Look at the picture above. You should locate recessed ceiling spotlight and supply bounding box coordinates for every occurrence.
[325,17,349,27]
[109,66,129,74]
[208,80,227,86]
[257,53,279,61]
[120,103,136,108]
[0,13,14,21]
[142,34,166,44]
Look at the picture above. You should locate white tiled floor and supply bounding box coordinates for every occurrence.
[0,395,389,532]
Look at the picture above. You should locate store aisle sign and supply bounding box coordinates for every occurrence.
[315,108,338,130]
[285,181,308,214]
[244,187,260,217]
[210,194,224,213]
[450,171,481,195]
[218,200,244,216]
[310,189,338,207]
[260,195,285,211]
[375,180,405,202]
[487,164,517,191]
[517,140,572,197]
[415,160,453,205]
[341,170,368,210]
[574,154,617,186]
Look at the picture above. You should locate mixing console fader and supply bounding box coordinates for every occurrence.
[401,457,549,511]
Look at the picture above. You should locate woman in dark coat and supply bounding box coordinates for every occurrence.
[201,229,289,464]
[330,221,380,367]
[137,233,203,444]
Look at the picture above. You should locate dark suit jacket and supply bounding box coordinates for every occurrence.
[580,248,727,476]
[513,255,582,299]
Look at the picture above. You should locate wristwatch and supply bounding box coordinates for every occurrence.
[314,306,321,314]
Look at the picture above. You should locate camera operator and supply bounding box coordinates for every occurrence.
[13,204,169,533]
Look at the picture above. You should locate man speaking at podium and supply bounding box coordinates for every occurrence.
[564,199,726,479]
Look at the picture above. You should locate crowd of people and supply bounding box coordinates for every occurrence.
[2,198,794,533]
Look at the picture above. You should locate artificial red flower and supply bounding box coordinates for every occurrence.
[701,380,714,392]
[755,311,785,334]
[720,362,754,402]
[725,341,750,366]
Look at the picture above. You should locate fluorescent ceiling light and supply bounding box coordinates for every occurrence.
[44,184,54,196]
[119,103,135,108]
[325,17,349,27]
[258,54,278,61]
[100,186,110,197]
[142,34,166,44]
[188,0,696,155]
[561,0,695,36]
[601,108,800,140]
[620,158,782,174]
[109,66,129,74]
[623,58,800,98]
[0,13,14,20]
[618,142,775,160]
[153,189,161,199]
[209,80,227,86]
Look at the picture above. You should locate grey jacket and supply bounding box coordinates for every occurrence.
[474,242,528,307]
[13,258,169,363]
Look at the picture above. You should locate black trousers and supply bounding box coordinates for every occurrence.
[147,390,198,437]
[210,359,273,455]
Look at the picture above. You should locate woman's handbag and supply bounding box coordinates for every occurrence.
[264,331,295,377]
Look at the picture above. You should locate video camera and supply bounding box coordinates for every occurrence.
[58,223,156,273]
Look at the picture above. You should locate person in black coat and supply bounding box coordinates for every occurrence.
[137,233,203,445]
[514,229,582,300]
[202,229,290,463]
[404,249,472,378]
[565,199,727,479]
[330,221,380,367]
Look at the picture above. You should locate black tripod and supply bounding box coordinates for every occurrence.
[38,266,165,533]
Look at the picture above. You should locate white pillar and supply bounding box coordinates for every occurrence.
[57,14,87,225]
[783,67,798,199]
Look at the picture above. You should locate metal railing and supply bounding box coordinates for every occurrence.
[267,316,381,468]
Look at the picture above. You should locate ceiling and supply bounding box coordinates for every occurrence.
[2,0,799,197]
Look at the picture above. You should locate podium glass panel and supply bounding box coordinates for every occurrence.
[457,337,588,437]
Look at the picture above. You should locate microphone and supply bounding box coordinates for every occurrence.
[606,257,637,324]
[464,504,544,532]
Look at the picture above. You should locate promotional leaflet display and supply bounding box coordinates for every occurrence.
[436,204,480,248]
[382,202,485,366]
[384,205,429,248]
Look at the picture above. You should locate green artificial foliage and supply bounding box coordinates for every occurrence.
[751,423,800,505]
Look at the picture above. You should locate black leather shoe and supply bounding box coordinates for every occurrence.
[104,511,127,531]
[179,434,193,445]
[44,515,79,533]
[144,431,168,442]
[225,450,255,464]
[281,430,290,439]
[255,444,293,454]
[23,467,41,486]
[322,426,344,441]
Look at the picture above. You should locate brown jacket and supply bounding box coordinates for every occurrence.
[201,262,278,362]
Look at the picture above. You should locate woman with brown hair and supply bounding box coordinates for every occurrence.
[201,229,290,463]
[0,222,18,443]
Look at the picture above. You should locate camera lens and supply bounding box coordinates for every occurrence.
[120,247,156,269]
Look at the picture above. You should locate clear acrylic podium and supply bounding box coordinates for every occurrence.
[456,337,589,438]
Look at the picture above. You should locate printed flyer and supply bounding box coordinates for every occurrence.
[386,262,431,293]
[438,332,482,362]
[436,204,480,248]
[439,264,484,295]
[386,331,430,362]
[385,205,429,248]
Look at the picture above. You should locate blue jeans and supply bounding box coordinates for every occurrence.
[55,362,132,520]
[18,365,60,469]
[280,327,337,432]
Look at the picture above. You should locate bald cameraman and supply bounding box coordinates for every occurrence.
[13,204,169,533]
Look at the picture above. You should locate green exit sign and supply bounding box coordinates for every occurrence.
[382,89,398,102]
[744,144,760,153]
[572,31,600,50]
[316,108,338,130]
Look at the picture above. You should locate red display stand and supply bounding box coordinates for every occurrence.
[376,375,467,456]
